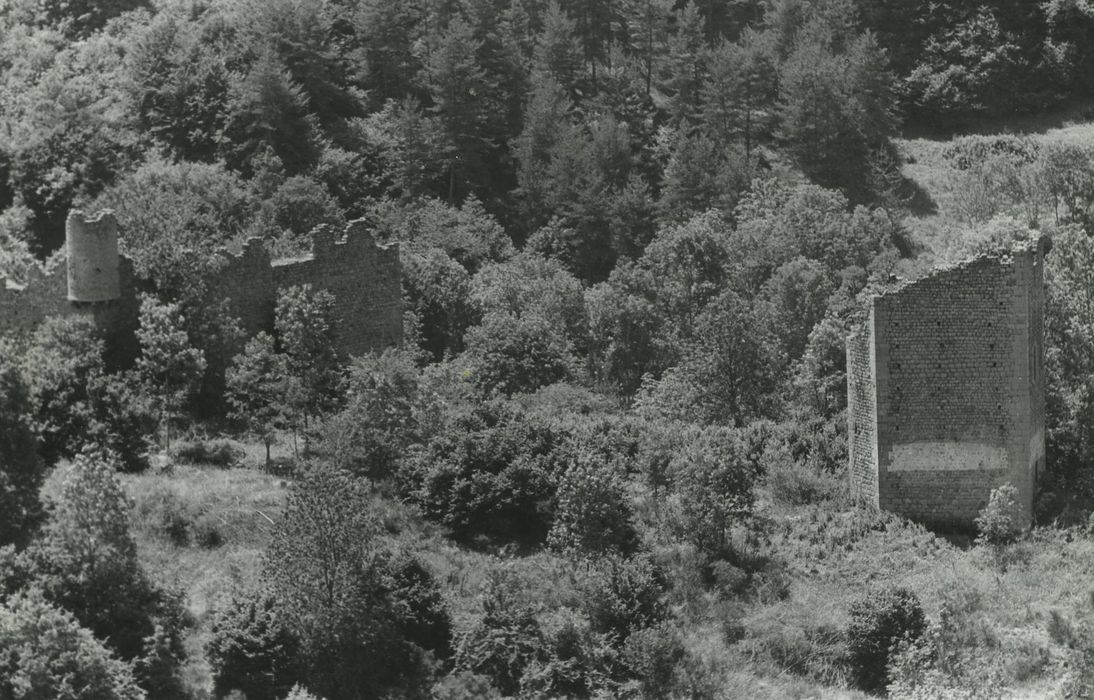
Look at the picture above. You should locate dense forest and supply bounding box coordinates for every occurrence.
[6,0,1094,698]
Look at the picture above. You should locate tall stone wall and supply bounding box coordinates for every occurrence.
[2,214,401,372]
[66,210,121,302]
[211,220,402,358]
[0,262,70,338]
[847,322,878,508]
[847,239,1048,529]
[211,239,275,340]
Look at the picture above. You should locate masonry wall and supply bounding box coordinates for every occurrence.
[0,262,70,338]
[2,216,401,374]
[66,209,120,302]
[211,239,275,340]
[848,241,1047,529]
[847,321,878,508]
[212,221,402,359]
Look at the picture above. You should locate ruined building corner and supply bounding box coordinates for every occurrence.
[847,236,1049,530]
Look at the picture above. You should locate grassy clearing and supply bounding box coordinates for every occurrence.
[732,495,1094,697]
[896,119,1094,261]
[119,455,288,699]
[88,427,1094,698]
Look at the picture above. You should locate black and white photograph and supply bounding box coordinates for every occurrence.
[0,0,1091,697]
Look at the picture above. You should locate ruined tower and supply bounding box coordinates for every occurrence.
[847,238,1048,529]
[66,209,121,303]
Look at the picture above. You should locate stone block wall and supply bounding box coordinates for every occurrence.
[66,209,121,302]
[847,323,878,508]
[847,239,1048,529]
[0,262,70,338]
[269,221,402,357]
[1,214,401,372]
[211,221,402,359]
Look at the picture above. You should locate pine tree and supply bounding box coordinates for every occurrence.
[662,1,708,126]
[424,17,495,201]
[702,29,777,163]
[532,1,584,93]
[621,0,672,97]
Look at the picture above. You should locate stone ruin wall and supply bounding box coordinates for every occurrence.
[210,221,403,359]
[847,326,878,508]
[847,239,1048,529]
[269,222,402,357]
[0,212,142,366]
[0,213,402,368]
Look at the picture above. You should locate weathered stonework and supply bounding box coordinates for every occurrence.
[847,238,1049,529]
[66,209,121,302]
[0,211,402,366]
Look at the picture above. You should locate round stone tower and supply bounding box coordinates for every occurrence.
[66,209,120,302]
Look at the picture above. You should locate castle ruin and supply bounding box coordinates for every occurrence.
[0,210,402,364]
[847,238,1049,529]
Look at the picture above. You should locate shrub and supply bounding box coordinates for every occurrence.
[846,586,927,694]
[461,311,575,396]
[87,370,156,473]
[521,609,606,698]
[670,426,757,561]
[621,624,686,697]
[264,469,441,698]
[170,438,242,468]
[1048,608,1075,646]
[21,450,189,682]
[409,401,574,545]
[318,349,424,480]
[1064,620,1094,697]
[0,342,45,547]
[548,454,638,558]
[975,482,1024,547]
[762,448,842,506]
[385,553,453,660]
[22,315,105,465]
[432,671,502,700]
[283,685,323,700]
[454,569,548,696]
[0,589,144,700]
[134,485,223,548]
[582,555,668,641]
[207,591,301,700]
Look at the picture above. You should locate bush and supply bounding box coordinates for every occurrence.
[409,401,574,545]
[432,671,502,700]
[21,450,190,681]
[318,349,424,480]
[283,685,323,700]
[454,569,548,696]
[762,449,842,506]
[582,555,668,641]
[0,589,144,700]
[87,370,156,473]
[670,426,758,561]
[207,591,301,700]
[134,485,223,548]
[621,624,686,697]
[461,311,575,396]
[264,469,442,698]
[170,438,243,467]
[975,482,1024,547]
[547,454,638,558]
[846,586,927,694]
[0,342,45,547]
[1064,620,1094,697]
